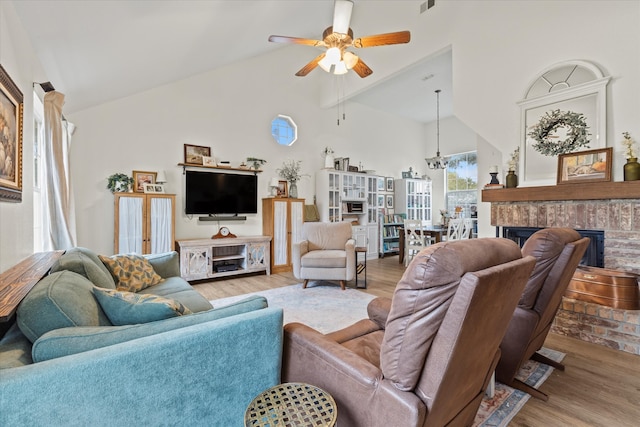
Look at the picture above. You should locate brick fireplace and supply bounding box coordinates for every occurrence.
[483,181,640,355]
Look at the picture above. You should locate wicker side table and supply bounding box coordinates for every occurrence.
[244,382,337,426]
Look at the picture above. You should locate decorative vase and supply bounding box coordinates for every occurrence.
[324,154,334,169]
[289,182,298,198]
[624,158,640,181]
[506,170,518,188]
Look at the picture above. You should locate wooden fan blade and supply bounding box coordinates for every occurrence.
[268,35,326,47]
[352,31,411,48]
[295,53,326,77]
[352,58,373,78]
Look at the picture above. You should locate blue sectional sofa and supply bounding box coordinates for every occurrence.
[0,248,283,426]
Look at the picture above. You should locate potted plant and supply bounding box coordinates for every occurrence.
[277,159,308,198]
[246,157,267,170]
[106,173,134,193]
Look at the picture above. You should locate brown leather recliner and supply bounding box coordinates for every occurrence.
[282,238,536,427]
[495,228,590,401]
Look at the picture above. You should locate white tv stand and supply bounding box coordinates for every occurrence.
[175,236,271,281]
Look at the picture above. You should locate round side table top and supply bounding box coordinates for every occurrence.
[244,382,337,427]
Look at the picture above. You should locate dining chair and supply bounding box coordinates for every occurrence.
[403,219,429,266]
[445,218,473,241]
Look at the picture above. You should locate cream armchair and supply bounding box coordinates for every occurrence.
[292,222,356,290]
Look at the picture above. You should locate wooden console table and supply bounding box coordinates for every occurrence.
[175,236,271,281]
[0,251,64,323]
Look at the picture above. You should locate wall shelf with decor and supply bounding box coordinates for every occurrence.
[177,163,263,174]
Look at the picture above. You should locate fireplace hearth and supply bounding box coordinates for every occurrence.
[483,185,640,356]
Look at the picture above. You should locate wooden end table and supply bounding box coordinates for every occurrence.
[244,382,337,426]
[355,246,367,289]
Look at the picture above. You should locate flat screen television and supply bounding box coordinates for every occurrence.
[185,170,258,215]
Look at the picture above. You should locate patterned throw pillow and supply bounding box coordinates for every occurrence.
[93,287,192,326]
[99,254,163,292]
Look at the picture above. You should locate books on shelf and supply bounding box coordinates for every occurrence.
[381,213,406,224]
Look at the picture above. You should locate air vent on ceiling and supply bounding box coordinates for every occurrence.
[420,0,435,14]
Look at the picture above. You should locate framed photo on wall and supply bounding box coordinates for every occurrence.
[184,144,211,165]
[0,65,24,202]
[386,195,394,209]
[133,170,157,193]
[386,177,394,192]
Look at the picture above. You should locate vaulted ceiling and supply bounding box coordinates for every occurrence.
[12,0,451,121]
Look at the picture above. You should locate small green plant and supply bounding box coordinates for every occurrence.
[621,132,636,159]
[277,159,308,184]
[106,173,134,193]
[246,157,267,170]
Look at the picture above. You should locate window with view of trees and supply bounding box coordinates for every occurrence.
[445,151,477,219]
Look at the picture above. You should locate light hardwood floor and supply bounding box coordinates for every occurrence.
[192,256,640,426]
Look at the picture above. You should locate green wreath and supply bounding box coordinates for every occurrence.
[528,109,591,156]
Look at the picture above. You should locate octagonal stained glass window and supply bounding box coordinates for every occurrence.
[271,115,297,146]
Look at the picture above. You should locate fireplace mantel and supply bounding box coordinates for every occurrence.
[482,181,640,203]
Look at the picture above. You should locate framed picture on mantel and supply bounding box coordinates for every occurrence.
[557,147,612,185]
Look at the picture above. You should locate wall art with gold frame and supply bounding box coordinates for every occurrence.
[0,65,24,202]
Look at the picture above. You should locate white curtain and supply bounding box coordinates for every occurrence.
[118,197,143,254]
[150,197,172,253]
[43,91,77,250]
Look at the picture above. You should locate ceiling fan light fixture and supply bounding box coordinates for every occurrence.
[325,47,341,65]
[343,51,358,69]
[425,89,449,170]
[332,0,354,34]
[333,61,348,75]
[268,0,409,78]
[318,57,332,73]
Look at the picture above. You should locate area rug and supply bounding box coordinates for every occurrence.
[210,282,376,334]
[211,283,565,426]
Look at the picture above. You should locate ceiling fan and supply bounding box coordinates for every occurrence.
[268,0,410,78]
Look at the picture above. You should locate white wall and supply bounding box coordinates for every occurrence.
[2,1,639,266]
[69,46,425,254]
[0,2,46,271]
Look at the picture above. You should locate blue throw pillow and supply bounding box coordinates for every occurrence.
[93,287,192,326]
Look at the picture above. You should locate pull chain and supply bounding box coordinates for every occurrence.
[336,75,347,126]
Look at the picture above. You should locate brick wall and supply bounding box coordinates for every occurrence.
[552,298,640,355]
[491,199,640,355]
[490,199,640,274]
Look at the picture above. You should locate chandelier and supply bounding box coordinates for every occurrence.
[425,89,449,170]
